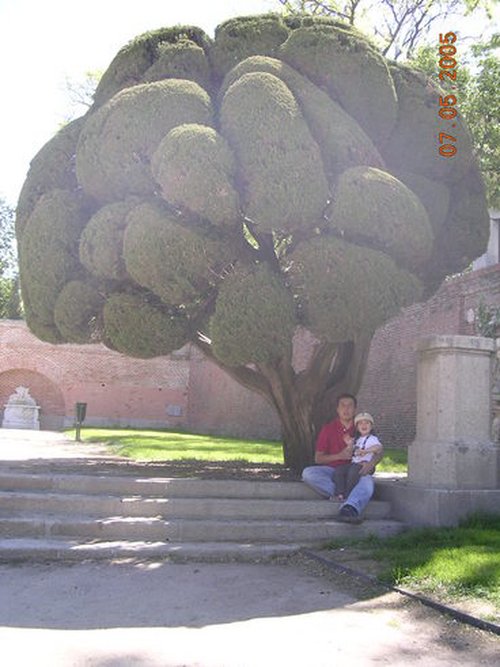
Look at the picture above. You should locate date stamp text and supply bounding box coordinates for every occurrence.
[438,32,458,158]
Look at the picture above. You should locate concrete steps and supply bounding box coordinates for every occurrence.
[0,465,406,562]
[0,538,307,562]
[0,490,393,520]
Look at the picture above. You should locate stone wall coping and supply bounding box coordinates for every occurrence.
[417,334,496,353]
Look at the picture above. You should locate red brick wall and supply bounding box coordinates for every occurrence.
[357,265,500,448]
[0,320,281,438]
[0,321,190,431]
[187,347,280,440]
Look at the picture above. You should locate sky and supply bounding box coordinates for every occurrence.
[0,0,497,207]
[0,0,275,206]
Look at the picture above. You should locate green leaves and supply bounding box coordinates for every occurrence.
[288,237,422,342]
[211,14,290,79]
[123,199,235,307]
[151,124,240,228]
[103,293,187,358]
[76,80,213,202]
[210,264,296,366]
[280,24,398,143]
[79,198,141,280]
[220,70,329,232]
[329,166,433,269]
[20,189,87,338]
[16,14,488,359]
[460,50,500,208]
[54,281,103,344]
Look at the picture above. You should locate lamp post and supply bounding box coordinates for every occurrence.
[75,402,87,442]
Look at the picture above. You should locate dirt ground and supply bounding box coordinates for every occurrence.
[0,553,499,667]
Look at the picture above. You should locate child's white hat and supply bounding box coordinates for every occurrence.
[354,412,374,426]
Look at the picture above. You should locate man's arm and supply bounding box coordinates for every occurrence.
[315,443,353,465]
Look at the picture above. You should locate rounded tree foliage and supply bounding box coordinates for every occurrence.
[16,14,489,469]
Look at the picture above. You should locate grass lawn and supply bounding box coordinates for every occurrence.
[327,513,500,619]
[67,427,284,463]
[67,427,409,471]
[375,447,407,474]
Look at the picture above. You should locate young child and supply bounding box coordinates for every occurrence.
[333,412,382,501]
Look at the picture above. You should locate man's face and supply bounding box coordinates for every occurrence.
[337,397,356,423]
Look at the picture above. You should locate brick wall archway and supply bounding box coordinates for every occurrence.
[0,369,65,430]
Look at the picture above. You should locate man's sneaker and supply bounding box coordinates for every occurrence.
[337,504,363,524]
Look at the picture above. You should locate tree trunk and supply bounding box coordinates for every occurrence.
[256,363,317,472]
[194,331,373,474]
[257,337,371,473]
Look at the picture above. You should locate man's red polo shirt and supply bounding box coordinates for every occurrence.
[316,418,354,468]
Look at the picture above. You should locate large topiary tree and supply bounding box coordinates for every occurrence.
[16,14,489,471]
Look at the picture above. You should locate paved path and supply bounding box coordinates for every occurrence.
[0,428,119,460]
[0,429,498,666]
[1,557,499,667]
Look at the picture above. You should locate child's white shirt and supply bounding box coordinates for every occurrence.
[352,434,382,463]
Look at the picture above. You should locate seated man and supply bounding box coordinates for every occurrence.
[301,393,383,523]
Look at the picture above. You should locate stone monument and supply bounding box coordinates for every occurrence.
[2,386,41,430]
[409,335,498,489]
[376,335,500,526]
[491,340,500,443]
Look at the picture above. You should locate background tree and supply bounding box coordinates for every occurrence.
[457,38,500,208]
[61,69,103,123]
[16,15,489,471]
[277,0,496,59]
[0,197,22,319]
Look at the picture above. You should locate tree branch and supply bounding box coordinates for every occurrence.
[334,331,373,396]
[309,332,372,429]
[325,341,354,390]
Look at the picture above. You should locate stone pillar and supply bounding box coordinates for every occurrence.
[408,335,499,489]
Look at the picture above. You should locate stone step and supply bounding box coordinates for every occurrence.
[0,490,392,520]
[0,470,398,499]
[0,472,316,499]
[0,515,404,543]
[0,538,309,563]
[0,463,406,562]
